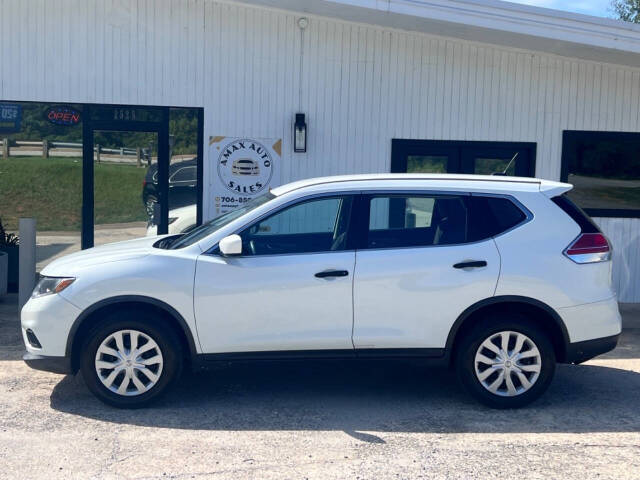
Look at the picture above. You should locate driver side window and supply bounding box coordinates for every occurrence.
[239,196,354,256]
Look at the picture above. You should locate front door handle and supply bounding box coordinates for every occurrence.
[453,260,487,269]
[315,269,349,278]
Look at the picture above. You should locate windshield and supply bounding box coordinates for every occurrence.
[168,193,276,249]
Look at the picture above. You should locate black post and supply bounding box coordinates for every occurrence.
[157,108,170,235]
[81,105,94,249]
[196,108,204,226]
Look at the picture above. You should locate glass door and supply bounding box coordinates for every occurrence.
[82,105,169,249]
[92,130,158,246]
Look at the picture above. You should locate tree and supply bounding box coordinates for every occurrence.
[612,0,640,23]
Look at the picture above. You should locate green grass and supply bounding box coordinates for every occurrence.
[0,156,147,231]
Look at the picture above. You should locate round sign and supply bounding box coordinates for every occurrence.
[217,139,273,194]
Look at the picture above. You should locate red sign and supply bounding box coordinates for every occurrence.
[46,106,81,126]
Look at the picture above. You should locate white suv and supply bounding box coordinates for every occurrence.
[21,174,621,408]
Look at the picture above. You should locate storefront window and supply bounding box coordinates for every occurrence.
[1,101,203,268]
[562,131,640,217]
[0,101,83,278]
[407,155,447,173]
[392,140,536,178]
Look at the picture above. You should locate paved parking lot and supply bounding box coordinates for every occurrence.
[1,294,639,479]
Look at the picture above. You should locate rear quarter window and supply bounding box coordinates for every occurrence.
[467,196,527,242]
[551,194,600,234]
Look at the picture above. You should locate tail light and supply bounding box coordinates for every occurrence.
[564,233,611,264]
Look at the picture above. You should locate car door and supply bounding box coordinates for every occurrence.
[194,194,357,354]
[352,192,501,351]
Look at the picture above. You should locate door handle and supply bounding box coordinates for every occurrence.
[453,260,487,269]
[315,269,349,278]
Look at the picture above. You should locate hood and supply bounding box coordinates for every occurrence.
[41,235,165,276]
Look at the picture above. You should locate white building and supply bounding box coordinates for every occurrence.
[2,0,640,300]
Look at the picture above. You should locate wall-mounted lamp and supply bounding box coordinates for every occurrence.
[294,113,307,153]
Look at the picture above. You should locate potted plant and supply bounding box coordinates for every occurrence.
[0,218,19,293]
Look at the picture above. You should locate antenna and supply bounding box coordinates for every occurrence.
[493,152,518,176]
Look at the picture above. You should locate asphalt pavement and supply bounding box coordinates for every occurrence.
[1,294,639,479]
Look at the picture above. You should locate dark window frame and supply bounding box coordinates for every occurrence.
[561,130,640,218]
[391,139,537,177]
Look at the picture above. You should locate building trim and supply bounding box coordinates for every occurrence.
[241,0,640,67]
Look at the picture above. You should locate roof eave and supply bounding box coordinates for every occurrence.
[238,0,640,67]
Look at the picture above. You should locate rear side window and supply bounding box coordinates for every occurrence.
[366,195,468,248]
[551,194,600,233]
[169,166,196,183]
[467,196,527,242]
[364,194,528,250]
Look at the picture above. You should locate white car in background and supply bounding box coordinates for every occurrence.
[21,174,621,409]
[146,204,197,236]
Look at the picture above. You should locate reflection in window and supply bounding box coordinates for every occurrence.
[240,196,352,255]
[407,155,447,173]
[170,166,197,183]
[255,198,342,236]
[370,196,435,230]
[562,131,640,213]
[474,156,516,176]
[367,195,467,248]
[0,101,83,272]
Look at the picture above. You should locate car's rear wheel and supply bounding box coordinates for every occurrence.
[80,313,182,408]
[455,313,556,408]
[145,194,158,220]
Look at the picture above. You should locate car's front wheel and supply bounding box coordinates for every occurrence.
[455,313,556,409]
[80,313,182,408]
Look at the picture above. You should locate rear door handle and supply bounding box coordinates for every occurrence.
[315,269,349,278]
[453,260,487,269]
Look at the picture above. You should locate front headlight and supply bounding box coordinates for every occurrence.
[31,276,75,298]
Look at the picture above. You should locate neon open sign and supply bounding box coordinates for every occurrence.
[46,106,81,126]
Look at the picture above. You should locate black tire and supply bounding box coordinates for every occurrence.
[80,311,183,408]
[455,312,556,409]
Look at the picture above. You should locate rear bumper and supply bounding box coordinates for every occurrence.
[23,352,72,375]
[558,296,622,344]
[564,333,619,364]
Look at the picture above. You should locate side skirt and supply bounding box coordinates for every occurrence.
[193,348,447,368]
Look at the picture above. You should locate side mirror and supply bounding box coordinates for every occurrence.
[219,234,242,256]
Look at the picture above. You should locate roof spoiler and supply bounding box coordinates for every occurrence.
[539,180,573,198]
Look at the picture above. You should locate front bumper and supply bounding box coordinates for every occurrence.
[21,292,82,357]
[564,333,620,364]
[23,352,72,375]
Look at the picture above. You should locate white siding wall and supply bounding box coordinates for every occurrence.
[1,0,640,300]
[594,218,640,303]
